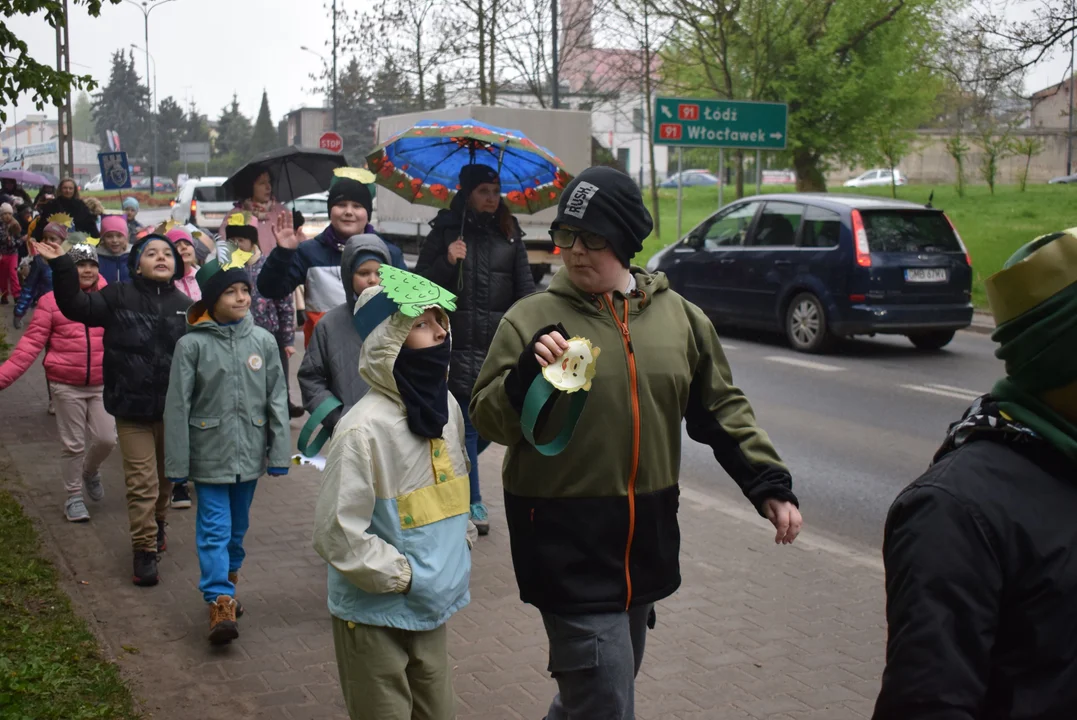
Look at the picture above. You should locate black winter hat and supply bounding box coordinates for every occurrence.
[198,263,251,316]
[459,163,500,199]
[328,176,373,216]
[551,166,653,268]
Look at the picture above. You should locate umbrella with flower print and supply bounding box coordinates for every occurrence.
[364,119,573,215]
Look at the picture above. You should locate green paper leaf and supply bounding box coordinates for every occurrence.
[378,266,457,317]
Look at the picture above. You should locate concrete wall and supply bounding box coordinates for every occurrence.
[827,129,1073,186]
[1031,85,1074,130]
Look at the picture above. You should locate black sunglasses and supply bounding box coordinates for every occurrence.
[550,228,609,251]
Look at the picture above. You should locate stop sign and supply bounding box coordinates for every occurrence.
[319,132,343,154]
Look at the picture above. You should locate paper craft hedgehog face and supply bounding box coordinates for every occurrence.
[543,337,600,393]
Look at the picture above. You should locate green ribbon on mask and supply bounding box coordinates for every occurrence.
[520,375,590,457]
[297,397,343,458]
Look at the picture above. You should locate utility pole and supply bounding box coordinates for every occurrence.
[124,0,178,194]
[55,0,75,180]
[1068,19,1075,175]
[332,0,339,131]
[551,0,559,109]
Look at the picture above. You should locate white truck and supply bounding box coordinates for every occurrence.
[372,106,592,282]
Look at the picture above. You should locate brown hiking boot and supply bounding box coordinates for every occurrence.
[228,572,244,617]
[208,595,239,645]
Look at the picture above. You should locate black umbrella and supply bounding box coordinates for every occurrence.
[221,146,347,205]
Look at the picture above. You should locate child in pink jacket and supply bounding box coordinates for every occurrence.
[0,242,117,523]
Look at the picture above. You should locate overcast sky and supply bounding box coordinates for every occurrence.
[5,0,1075,129]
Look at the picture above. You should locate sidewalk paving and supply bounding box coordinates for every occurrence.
[0,311,887,720]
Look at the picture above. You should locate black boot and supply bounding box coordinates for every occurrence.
[156,521,168,553]
[132,550,159,587]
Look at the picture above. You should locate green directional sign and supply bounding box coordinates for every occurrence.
[653,97,788,150]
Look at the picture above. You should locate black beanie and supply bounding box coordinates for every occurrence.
[225,222,258,244]
[200,266,251,316]
[552,166,653,268]
[459,163,500,200]
[328,176,373,216]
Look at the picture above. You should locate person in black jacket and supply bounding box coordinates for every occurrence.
[415,163,536,535]
[874,228,1077,720]
[34,233,191,588]
[32,178,97,240]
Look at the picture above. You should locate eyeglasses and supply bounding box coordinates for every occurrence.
[550,228,609,251]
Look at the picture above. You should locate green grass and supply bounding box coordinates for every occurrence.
[0,486,140,720]
[641,183,1077,308]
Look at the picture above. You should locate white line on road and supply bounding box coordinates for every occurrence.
[764,355,845,372]
[926,383,983,398]
[720,343,739,350]
[901,384,981,401]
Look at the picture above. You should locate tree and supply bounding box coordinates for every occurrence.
[0,0,121,123]
[974,1,1077,79]
[72,91,93,142]
[1011,135,1045,192]
[92,50,150,158]
[657,0,946,192]
[215,94,252,158]
[249,90,277,155]
[976,122,1014,195]
[336,57,379,161]
[945,134,970,197]
[155,96,187,171]
[183,103,210,143]
[430,72,448,109]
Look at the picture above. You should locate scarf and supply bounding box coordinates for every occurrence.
[242,199,273,221]
[319,223,378,253]
[990,379,1077,464]
[392,338,451,439]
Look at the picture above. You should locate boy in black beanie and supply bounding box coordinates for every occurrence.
[471,165,802,719]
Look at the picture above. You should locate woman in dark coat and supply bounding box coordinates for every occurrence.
[32,178,96,240]
[415,163,536,535]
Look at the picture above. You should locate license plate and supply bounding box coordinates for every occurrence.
[204,212,225,220]
[904,268,948,283]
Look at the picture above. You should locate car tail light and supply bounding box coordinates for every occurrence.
[553,246,561,255]
[170,200,175,208]
[850,210,871,267]
[849,294,866,302]
[944,213,971,266]
[190,199,197,215]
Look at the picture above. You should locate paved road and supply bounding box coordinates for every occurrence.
[681,327,1003,550]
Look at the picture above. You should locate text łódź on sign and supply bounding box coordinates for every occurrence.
[653,97,788,151]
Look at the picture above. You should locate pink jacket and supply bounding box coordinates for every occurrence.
[175,265,201,301]
[217,201,289,255]
[0,276,108,389]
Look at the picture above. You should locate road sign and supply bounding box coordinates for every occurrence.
[179,142,210,164]
[653,97,788,150]
[98,151,131,190]
[319,132,343,154]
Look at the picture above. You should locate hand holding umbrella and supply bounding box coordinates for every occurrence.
[447,237,467,264]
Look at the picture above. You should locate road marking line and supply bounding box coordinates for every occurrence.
[901,384,980,401]
[927,383,982,398]
[720,343,739,350]
[764,355,845,372]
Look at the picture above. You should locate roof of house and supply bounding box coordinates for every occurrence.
[1031,74,1075,100]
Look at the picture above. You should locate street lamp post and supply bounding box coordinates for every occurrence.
[131,44,157,192]
[123,0,178,195]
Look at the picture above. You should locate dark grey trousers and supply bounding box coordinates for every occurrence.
[541,603,654,720]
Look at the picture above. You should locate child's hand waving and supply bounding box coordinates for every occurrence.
[271,211,298,250]
[29,239,65,260]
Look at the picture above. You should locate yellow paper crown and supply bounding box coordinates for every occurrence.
[46,212,72,228]
[85,236,100,247]
[227,211,251,227]
[334,166,376,184]
[221,249,252,271]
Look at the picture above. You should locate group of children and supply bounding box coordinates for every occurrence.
[0,172,481,718]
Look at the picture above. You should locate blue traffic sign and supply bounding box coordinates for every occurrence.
[98,152,132,190]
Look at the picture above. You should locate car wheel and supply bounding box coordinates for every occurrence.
[907,330,955,351]
[785,292,833,353]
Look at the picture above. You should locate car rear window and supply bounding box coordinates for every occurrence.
[289,198,328,215]
[861,211,961,253]
[193,185,227,202]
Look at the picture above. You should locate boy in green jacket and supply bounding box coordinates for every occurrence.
[164,229,290,645]
[471,166,803,719]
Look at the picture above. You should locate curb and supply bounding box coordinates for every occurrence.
[962,311,995,336]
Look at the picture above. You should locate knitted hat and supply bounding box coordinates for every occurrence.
[165,227,195,246]
[100,215,128,238]
[0,203,12,216]
[43,222,69,241]
[196,242,253,315]
[987,228,1077,395]
[223,211,259,244]
[328,167,374,216]
[122,197,140,211]
[67,242,99,266]
[459,164,500,200]
[551,166,654,268]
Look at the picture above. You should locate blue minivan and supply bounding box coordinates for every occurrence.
[646,194,974,353]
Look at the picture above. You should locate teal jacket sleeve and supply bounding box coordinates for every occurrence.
[263,334,292,468]
[163,337,197,480]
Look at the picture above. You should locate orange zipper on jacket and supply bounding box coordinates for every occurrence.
[605,292,640,611]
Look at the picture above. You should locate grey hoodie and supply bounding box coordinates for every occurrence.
[297,234,393,432]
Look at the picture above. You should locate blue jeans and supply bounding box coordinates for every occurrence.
[456,396,489,504]
[194,480,258,603]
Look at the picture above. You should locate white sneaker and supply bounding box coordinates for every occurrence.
[83,471,105,502]
[47,400,55,415]
[64,495,90,523]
